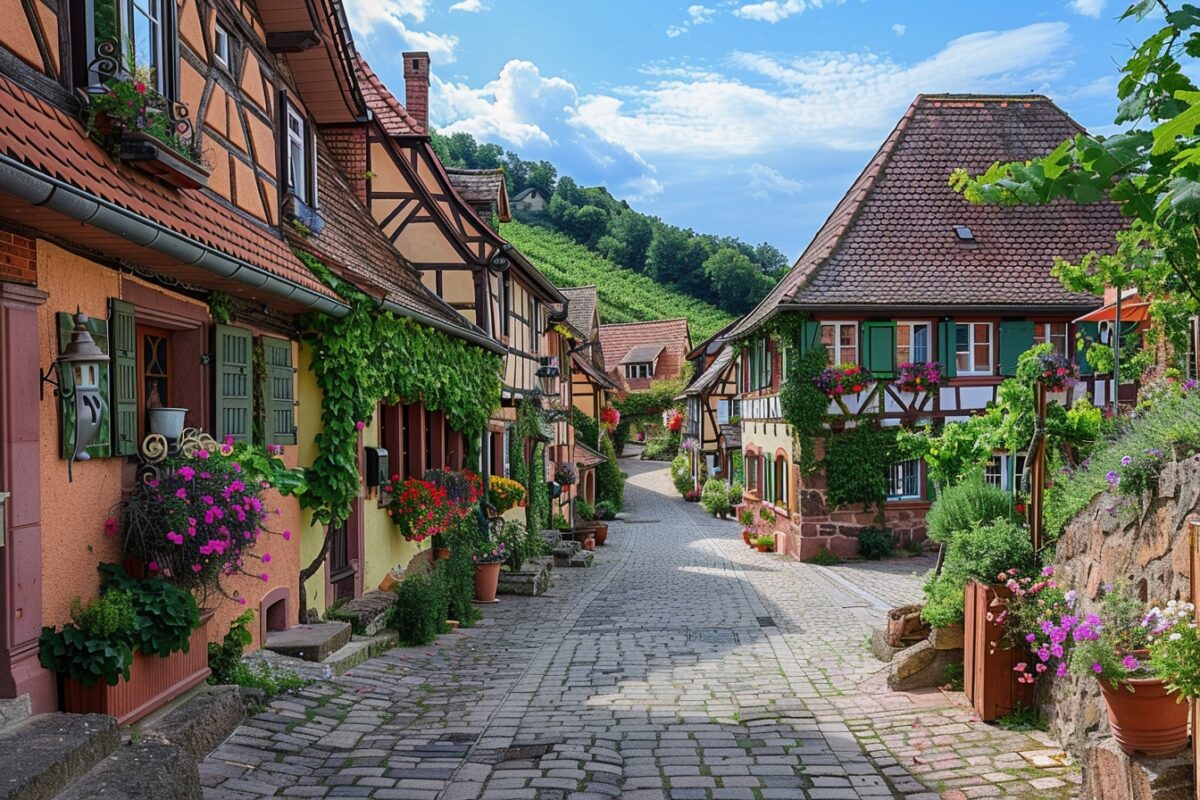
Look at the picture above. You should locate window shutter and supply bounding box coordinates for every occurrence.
[308,122,319,209]
[998,320,1034,376]
[937,319,957,379]
[1076,321,1099,376]
[765,457,775,503]
[261,336,297,445]
[215,324,253,442]
[862,321,897,377]
[799,320,821,355]
[109,298,138,456]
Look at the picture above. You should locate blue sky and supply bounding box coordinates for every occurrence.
[345,0,1155,259]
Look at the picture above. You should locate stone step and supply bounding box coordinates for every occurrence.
[247,629,399,682]
[264,621,352,662]
[0,695,30,733]
[134,684,245,760]
[54,739,200,800]
[0,713,121,800]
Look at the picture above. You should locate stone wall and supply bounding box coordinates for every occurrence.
[1046,456,1200,755]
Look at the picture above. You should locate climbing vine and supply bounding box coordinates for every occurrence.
[295,252,504,615]
[780,345,829,474]
[824,424,899,511]
[512,400,550,532]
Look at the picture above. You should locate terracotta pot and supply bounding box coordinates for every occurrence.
[592,523,608,546]
[473,561,502,603]
[61,610,213,724]
[755,544,769,552]
[1098,676,1190,757]
[436,548,450,560]
[741,530,752,545]
[582,537,596,551]
[377,572,399,593]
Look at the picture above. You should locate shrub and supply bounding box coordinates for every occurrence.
[738,509,755,528]
[925,474,1017,544]
[389,572,448,646]
[643,432,680,461]
[857,528,894,560]
[594,500,618,520]
[921,518,1036,627]
[225,661,308,697]
[596,434,625,510]
[208,610,256,685]
[754,534,775,550]
[495,520,548,572]
[701,479,732,517]
[572,407,600,449]
[670,455,693,496]
[576,499,596,521]
[99,563,199,657]
[921,573,966,628]
[726,482,744,508]
[805,549,842,566]
[440,518,483,628]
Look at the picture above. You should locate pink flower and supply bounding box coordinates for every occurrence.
[175,488,188,500]
[355,420,365,431]
[195,449,209,460]
[1122,655,1141,671]
[262,553,272,563]
[238,596,247,606]
[1092,663,1103,674]
[148,561,159,572]
[261,572,270,582]
[178,465,195,480]
[103,517,119,538]
[220,444,233,456]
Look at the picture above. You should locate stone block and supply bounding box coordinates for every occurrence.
[870,628,904,663]
[330,590,395,636]
[930,624,964,651]
[57,739,201,800]
[498,563,551,596]
[0,712,121,800]
[887,640,962,691]
[265,622,352,662]
[138,685,245,759]
[1083,736,1194,800]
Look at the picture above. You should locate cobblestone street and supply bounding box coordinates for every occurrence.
[201,460,1080,800]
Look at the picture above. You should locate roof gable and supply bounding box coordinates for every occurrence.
[731,94,1123,336]
[599,319,692,382]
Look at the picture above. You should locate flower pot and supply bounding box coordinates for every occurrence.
[436,548,450,561]
[741,530,752,545]
[473,561,501,603]
[581,536,596,551]
[1097,677,1190,757]
[378,572,399,593]
[593,524,608,546]
[755,544,768,552]
[148,407,187,441]
[61,610,213,724]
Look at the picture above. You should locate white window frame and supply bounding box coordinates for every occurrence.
[624,363,651,380]
[502,427,512,478]
[213,23,230,69]
[955,322,993,376]
[896,321,931,365]
[128,0,166,91]
[887,458,922,500]
[1034,322,1069,358]
[286,104,308,203]
[821,321,858,366]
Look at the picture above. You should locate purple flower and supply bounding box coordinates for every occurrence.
[1122,655,1140,671]
[1120,456,1132,466]
[1092,663,1103,674]
[1105,470,1120,485]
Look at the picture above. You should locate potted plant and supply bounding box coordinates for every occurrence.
[488,475,526,514]
[893,362,946,394]
[754,534,775,553]
[594,500,618,522]
[554,462,578,487]
[1068,584,1191,757]
[576,500,608,546]
[814,363,872,415]
[739,509,755,546]
[1032,350,1079,400]
[472,540,508,603]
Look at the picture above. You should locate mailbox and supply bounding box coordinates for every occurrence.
[364,448,388,488]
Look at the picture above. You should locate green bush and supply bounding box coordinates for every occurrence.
[643,431,680,461]
[208,610,256,685]
[389,572,449,646]
[572,407,600,450]
[921,572,966,628]
[805,549,842,566]
[726,482,744,508]
[921,518,1036,627]
[925,474,1017,544]
[226,661,308,697]
[594,500,618,520]
[441,518,483,628]
[596,434,625,511]
[857,528,894,560]
[99,563,199,657]
[670,455,693,496]
[701,478,732,517]
[825,425,899,509]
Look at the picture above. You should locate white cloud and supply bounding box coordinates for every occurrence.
[666,4,717,37]
[344,0,459,62]
[450,0,486,10]
[734,0,845,24]
[573,22,1073,157]
[747,164,804,199]
[892,23,906,36]
[667,25,688,38]
[1069,0,1106,17]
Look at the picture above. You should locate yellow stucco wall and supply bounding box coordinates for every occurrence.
[360,414,428,592]
[742,418,796,514]
[297,342,329,613]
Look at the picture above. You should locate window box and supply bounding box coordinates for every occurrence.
[116,130,210,189]
[60,610,213,724]
[284,193,326,235]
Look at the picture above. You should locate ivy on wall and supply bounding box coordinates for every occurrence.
[825,424,899,511]
[295,252,504,614]
[511,401,549,532]
[779,345,829,474]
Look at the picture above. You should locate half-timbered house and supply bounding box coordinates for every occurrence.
[728,94,1126,559]
[599,318,692,391]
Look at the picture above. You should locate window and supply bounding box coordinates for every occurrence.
[896,322,930,364]
[286,104,308,203]
[746,453,759,493]
[531,300,542,354]
[1034,322,1069,358]
[983,453,1026,492]
[821,322,858,365]
[983,455,1004,488]
[136,325,172,441]
[214,23,230,68]
[888,459,922,500]
[774,455,788,507]
[77,0,177,93]
[625,363,652,380]
[955,322,993,375]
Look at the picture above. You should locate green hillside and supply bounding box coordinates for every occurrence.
[502,221,734,343]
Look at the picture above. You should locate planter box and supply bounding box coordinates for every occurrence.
[963,581,1034,721]
[61,611,212,724]
[119,131,210,190]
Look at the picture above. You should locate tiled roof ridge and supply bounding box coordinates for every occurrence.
[600,317,690,327]
[446,167,506,175]
[355,56,425,137]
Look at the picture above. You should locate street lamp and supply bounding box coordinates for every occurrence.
[41,309,110,480]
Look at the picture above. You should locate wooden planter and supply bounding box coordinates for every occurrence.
[963,581,1034,721]
[118,131,210,189]
[61,611,213,724]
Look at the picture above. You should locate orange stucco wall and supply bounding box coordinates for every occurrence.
[34,241,302,649]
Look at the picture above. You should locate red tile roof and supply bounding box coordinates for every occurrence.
[599,319,692,390]
[0,74,335,307]
[561,286,599,338]
[355,58,425,137]
[731,94,1123,337]
[574,441,607,469]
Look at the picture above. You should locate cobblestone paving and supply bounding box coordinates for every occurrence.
[201,459,1080,800]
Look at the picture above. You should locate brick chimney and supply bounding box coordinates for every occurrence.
[403,51,430,132]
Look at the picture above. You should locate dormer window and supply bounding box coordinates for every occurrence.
[624,363,652,380]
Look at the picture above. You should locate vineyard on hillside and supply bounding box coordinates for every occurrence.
[502,221,734,342]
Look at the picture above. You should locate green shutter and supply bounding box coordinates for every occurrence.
[109,299,138,456]
[799,320,822,355]
[862,321,897,377]
[937,320,958,379]
[215,324,253,442]
[998,320,1034,376]
[261,336,297,445]
[1076,321,1099,376]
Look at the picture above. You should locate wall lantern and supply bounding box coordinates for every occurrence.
[41,309,110,480]
[535,357,561,397]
